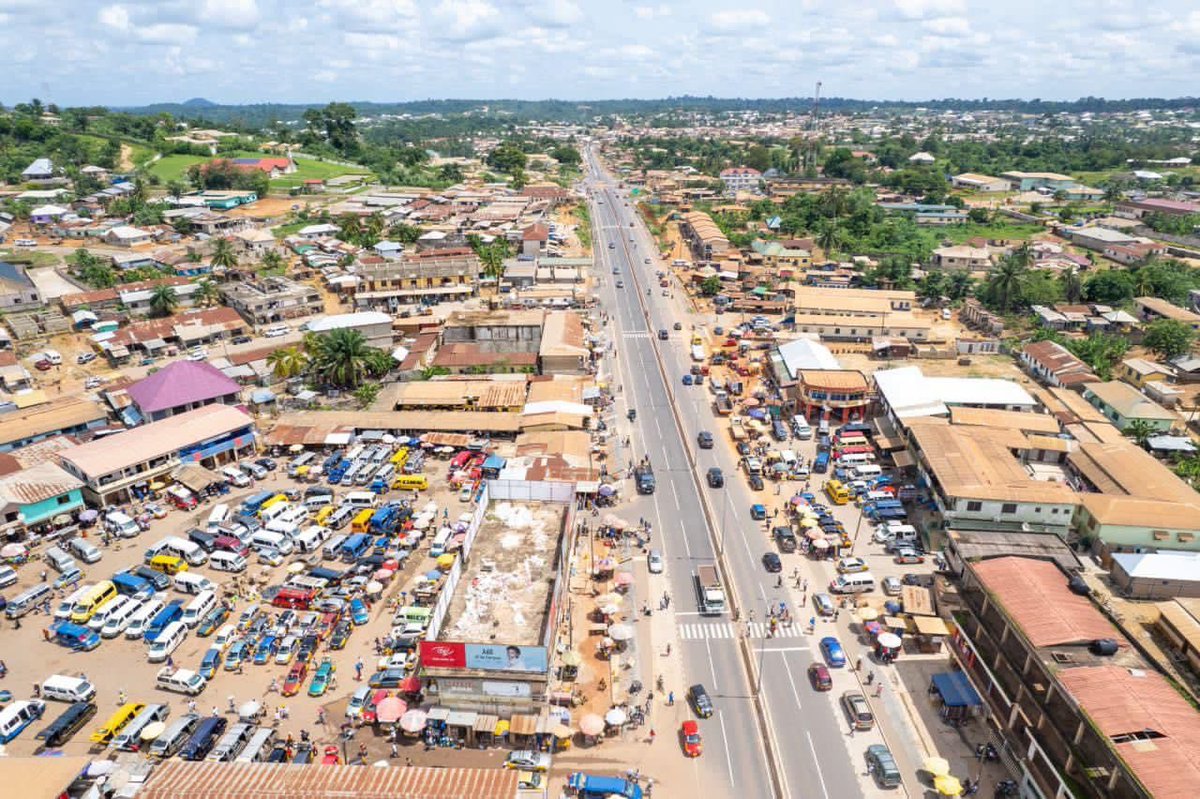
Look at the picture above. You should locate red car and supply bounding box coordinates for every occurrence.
[361,689,390,724]
[281,662,308,697]
[33,360,52,371]
[680,720,702,757]
[808,663,832,692]
[893,550,926,565]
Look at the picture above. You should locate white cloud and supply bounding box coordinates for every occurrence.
[528,0,583,27]
[98,4,130,30]
[200,0,260,29]
[433,0,502,42]
[316,0,418,32]
[705,9,769,33]
[633,5,671,20]
[98,4,197,44]
[891,0,964,20]
[922,16,970,35]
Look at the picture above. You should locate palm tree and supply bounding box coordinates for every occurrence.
[194,279,221,307]
[337,214,362,245]
[479,244,506,280]
[986,254,1029,312]
[1132,266,1155,297]
[267,346,309,380]
[816,220,839,258]
[210,238,238,274]
[364,350,395,378]
[148,285,179,317]
[947,270,975,301]
[1124,419,1156,447]
[1061,268,1083,304]
[260,250,285,273]
[309,329,372,388]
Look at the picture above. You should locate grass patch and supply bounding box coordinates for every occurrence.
[938,221,1044,244]
[145,150,265,184]
[0,249,60,268]
[272,220,310,239]
[574,203,592,251]
[270,157,372,189]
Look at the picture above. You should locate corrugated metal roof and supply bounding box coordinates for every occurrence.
[1058,666,1200,799]
[974,557,1117,648]
[140,762,518,799]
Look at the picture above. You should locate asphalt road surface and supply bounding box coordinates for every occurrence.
[584,149,866,799]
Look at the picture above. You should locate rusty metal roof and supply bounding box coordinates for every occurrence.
[140,762,518,799]
[973,557,1118,648]
[1058,666,1200,799]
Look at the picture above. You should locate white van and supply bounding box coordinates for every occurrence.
[41,674,97,703]
[0,700,46,743]
[213,624,238,651]
[293,526,329,554]
[837,452,874,467]
[161,536,208,566]
[792,414,813,440]
[373,463,395,484]
[345,491,377,510]
[209,551,246,573]
[249,530,292,555]
[0,566,16,589]
[66,538,103,564]
[125,598,165,639]
[206,504,231,534]
[148,621,188,662]
[6,583,52,619]
[55,584,93,621]
[87,594,133,631]
[113,704,170,751]
[221,466,250,487]
[303,493,334,512]
[430,527,453,558]
[106,511,141,538]
[45,546,76,574]
[326,506,355,530]
[174,572,215,596]
[830,572,876,594]
[101,597,143,638]
[322,534,348,561]
[264,519,300,538]
[207,722,254,762]
[853,464,883,480]
[182,590,217,628]
[156,667,207,696]
[235,726,277,763]
[259,501,293,526]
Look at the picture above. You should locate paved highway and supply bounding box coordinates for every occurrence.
[584,148,867,799]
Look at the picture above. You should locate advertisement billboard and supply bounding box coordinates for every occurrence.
[420,641,549,673]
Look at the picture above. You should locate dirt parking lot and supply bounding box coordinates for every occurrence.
[0,463,473,759]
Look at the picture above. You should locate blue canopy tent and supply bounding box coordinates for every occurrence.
[930,671,982,721]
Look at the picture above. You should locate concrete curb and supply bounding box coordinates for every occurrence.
[595,175,788,799]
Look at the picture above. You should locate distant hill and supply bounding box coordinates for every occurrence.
[181,97,218,108]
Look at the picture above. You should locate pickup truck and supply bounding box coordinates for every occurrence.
[713,395,733,415]
[729,417,748,441]
[634,463,656,495]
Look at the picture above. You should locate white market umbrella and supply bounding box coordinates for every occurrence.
[604,708,628,726]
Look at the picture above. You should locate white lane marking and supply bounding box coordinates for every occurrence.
[758,645,811,652]
[718,710,737,789]
[679,623,809,641]
[703,636,719,690]
[806,731,832,799]
[778,649,804,711]
[670,479,682,513]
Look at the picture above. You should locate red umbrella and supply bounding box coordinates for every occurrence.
[375,696,408,724]
[398,676,422,694]
[613,572,634,586]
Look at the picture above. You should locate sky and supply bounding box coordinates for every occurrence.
[1,0,1198,107]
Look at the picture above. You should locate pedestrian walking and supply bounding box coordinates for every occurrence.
[117,689,127,705]
[391,742,399,758]
[648,729,656,744]
[855,656,863,671]
[874,683,884,697]
[354,658,364,680]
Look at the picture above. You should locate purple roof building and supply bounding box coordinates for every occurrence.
[126,360,242,422]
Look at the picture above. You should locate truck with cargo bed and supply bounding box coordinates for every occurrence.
[634,463,656,495]
[695,565,726,615]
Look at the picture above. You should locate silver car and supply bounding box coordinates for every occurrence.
[648,550,664,574]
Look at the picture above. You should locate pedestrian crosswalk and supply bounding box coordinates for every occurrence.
[678,621,806,640]
[621,331,651,339]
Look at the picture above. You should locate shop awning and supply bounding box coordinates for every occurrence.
[891,450,914,468]
[930,671,982,708]
[445,710,478,728]
[324,432,353,446]
[901,585,934,616]
[474,714,499,733]
[509,714,539,736]
[913,616,951,636]
[426,707,451,722]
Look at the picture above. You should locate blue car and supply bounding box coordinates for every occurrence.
[224,640,249,671]
[253,635,279,665]
[819,636,846,668]
[682,374,694,386]
[199,647,223,679]
[750,504,767,520]
[349,598,369,626]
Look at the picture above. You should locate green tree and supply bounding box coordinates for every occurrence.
[266,346,309,380]
[983,250,1030,312]
[194,278,221,307]
[210,237,238,272]
[1123,419,1157,446]
[700,275,722,296]
[353,382,381,409]
[1061,269,1084,304]
[438,163,464,183]
[308,329,374,388]
[1143,318,1196,359]
[260,250,285,274]
[486,143,527,174]
[148,285,179,317]
[337,214,362,244]
[816,220,840,257]
[967,207,990,224]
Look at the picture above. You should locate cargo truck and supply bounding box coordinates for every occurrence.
[695,565,726,615]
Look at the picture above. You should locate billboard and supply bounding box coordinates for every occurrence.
[420,641,548,673]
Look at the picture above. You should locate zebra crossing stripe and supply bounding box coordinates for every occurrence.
[677,622,806,640]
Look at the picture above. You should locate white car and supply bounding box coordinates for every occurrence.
[648,550,664,574]
[257,548,285,567]
[222,467,250,487]
[185,347,207,362]
[346,686,372,719]
[84,376,105,389]
[76,352,97,365]
[264,324,289,338]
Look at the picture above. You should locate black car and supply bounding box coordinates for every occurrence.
[762,552,783,573]
[748,474,765,491]
[255,458,277,471]
[688,684,714,718]
[736,441,751,457]
[706,467,724,488]
[673,322,682,331]
[658,329,669,340]
[697,431,714,449]
[296,634,319,664]
[187,528,217,552]
[329,620,352,650]
[231,335,253,345]
[132,565,171,591]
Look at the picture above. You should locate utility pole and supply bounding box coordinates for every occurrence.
[808,81,823,173]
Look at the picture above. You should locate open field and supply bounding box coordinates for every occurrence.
[145,151,264,184]
[270,158,372,189]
